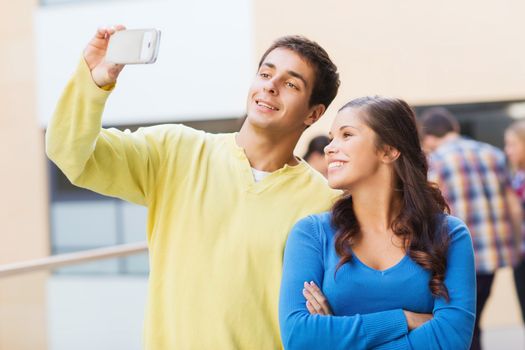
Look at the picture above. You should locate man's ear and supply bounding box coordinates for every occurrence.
[304,104,326,127]
[382,145,400,163]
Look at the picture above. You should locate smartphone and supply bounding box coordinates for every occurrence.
[106,29,161,64]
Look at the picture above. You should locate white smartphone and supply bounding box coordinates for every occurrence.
[106,29,161,64]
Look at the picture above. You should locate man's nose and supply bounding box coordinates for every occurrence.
[263,79,278,95]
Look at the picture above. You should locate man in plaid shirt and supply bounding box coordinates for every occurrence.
[419,107,522,350]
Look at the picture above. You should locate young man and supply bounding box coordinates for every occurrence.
[46,27,340,349]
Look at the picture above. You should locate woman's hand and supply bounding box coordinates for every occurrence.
[303,281,333,315]
[403,310,433,330]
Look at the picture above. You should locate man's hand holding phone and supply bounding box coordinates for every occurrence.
[84,25,127,88]
[83,26,161,88]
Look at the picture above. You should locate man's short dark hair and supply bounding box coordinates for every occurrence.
[303,135,330,160]
[258,35,340,110]
[419,107,460,138]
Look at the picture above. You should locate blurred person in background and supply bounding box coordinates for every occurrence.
[46,26,341,349]
[279,96,475,349]
[303,135,330,177]
[420,107,522,350]
[504,121,525,324]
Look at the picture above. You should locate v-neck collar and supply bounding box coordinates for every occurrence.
[225,133,307,194]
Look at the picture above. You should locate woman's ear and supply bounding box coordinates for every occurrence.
[381,145,400,164]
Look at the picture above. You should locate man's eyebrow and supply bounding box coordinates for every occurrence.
[287,70,308,88]
[262,62,276,69]
[261,62,308,88]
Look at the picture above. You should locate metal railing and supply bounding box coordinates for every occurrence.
[0,241,148,278]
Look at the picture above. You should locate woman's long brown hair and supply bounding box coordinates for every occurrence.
[332,96,451,301]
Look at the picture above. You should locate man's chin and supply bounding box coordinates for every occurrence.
[245,114,275,129]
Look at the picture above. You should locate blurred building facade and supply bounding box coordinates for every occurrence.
[2,0,525,349]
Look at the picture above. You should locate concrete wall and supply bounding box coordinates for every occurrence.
[0,0,49,348]
[251,0,525,152]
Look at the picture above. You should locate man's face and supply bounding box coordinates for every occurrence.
[245,48,322,134]
[306,152,328,178]
[422,135,440,154]
[505,130,525,169]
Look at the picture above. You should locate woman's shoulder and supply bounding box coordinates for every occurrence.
[442,214,466,229]
[441,214,472,244]
[293,211,331,229]
[291,212,335,241]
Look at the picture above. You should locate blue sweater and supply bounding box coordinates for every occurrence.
[279,213,476,350]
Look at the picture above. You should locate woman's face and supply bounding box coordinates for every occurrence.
[504,130,525,170]
[325,107,383,191]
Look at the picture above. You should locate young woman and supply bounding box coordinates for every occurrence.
[279,96,476,349]
[504,121,525,323]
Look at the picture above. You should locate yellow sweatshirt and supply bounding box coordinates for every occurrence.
[46,59,339,349]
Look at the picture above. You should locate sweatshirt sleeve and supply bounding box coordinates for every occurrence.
[373,216,476,350]
[46,58,177,206]
[279,216,409,350]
